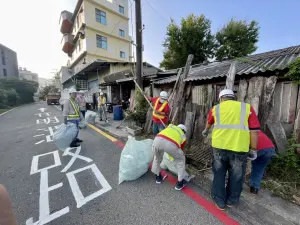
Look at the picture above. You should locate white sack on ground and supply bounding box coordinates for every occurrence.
[79,120,87,128]
[160,153,194,182]
[53,123,77,151]
[85,110,97,124]
[119,137,154,184]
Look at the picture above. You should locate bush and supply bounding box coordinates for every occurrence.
[285,58,300,83]
[266,138,300,185]
[126,91,149,127]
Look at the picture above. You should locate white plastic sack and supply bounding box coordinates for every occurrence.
[79,120,87,129]
[53,123,77,151]
[119,137,154,184]
[85,110,97,124]
[160,153,194,182]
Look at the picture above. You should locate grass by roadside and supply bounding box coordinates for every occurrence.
[0,108,12,114]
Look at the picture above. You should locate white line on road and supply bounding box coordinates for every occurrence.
[33,134,45,137]
[54,105,61,111]
[30,151,61,175]
[0,107,18,117]
[66,164,112,208]
[35,140,45,145]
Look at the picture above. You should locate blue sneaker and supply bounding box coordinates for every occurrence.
[156,173,167,184]
[175,179,187,190]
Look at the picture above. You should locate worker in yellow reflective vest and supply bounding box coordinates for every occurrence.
[151,124,188,190]
[202,89,260,210]
[63,88,83,148]
[144,91,170,136]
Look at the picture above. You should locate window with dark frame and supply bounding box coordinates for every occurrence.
[120,51,125,58]
[119,5,124,14]
[95,8,106,25]
[119,29,125,37]
[1,49,5,65]
[3,69,7,77]
[97,35,107,49]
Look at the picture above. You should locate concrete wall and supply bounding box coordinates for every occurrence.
[0,44,19,79]
[19,69,38,82]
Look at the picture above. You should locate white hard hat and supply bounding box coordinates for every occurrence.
[69,87,77,94]
[100,92,104,95]
[219,89,235,99]
[178,124,187,133]
[160,91,168,100]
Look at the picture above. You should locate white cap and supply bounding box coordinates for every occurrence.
[219,89,235,99]
[69,87,77,94]
[160,91,168,100]
[178,124,187,133]
[100,92,104,95]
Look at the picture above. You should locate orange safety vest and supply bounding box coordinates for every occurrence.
[152,98,168,120]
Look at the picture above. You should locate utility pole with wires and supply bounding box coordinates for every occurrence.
[135,0,143,89]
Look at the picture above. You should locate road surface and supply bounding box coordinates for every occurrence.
[0,103,238,225]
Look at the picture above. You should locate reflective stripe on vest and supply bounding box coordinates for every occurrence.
[68,99,80,119]
[214,102,249,131]
[212,101,251,152]
[158,124,186,148]
[152,98,168,120]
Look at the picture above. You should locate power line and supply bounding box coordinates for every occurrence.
[143,0,169,23]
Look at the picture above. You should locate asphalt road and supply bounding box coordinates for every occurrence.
[0,103,227,225]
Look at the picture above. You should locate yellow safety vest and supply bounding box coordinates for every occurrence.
[68,99,80,119]
[212,100,251,152]
[98,96,106,106]
[152,98,168,119]
[158,124,187,161]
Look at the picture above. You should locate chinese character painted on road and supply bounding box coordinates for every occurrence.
[36,117,59,125]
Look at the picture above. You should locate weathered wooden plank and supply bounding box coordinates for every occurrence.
[246,77,264,115]
[226,61,237,90]
[267,121,287,154]
[237,79,248,102]
[143,107,153,134]
[184,111,196,144]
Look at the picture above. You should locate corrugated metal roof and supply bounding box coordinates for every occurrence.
[185,45,300,81]
[153,75,177,84]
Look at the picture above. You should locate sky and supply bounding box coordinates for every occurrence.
[0,0,299,78]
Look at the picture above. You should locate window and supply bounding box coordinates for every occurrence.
[97,35,107,49]
[119,5,124,14]
[1,49,5,65]
[95,9,106,25]
[119,29,125,37]
[120,51,125,58]
[78,40,82,51]
[3,69,7,77]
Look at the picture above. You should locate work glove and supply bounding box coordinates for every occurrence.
[202,129,208,137]
[248,150,258,161]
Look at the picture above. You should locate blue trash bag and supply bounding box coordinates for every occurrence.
[53,123,78,151]
[119,137,154,184]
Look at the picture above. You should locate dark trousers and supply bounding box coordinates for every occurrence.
[211,148,248,208]
[81,110,86,119]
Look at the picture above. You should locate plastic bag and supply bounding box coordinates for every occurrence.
[160,153,194,182]
[79,120,87,129]
[119,137,154,184]
[85,110,97,124]
[53,123,78,150]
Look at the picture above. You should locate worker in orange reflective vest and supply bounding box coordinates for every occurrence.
[151,124,188,191]
[145,91,170,136]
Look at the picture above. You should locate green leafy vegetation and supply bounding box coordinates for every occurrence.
[285,58,300,83]
[0,78,37,109]
[126,91,149,127]
[39,85,58,100]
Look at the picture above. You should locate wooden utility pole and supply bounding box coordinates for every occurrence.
[135,0,143,89]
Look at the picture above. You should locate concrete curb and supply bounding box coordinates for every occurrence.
[92,122,128,143]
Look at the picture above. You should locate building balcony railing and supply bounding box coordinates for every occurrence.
[60,10,73,34]
[62,34,74,55]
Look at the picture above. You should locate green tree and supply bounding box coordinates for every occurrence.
[39,85,58,100]
[285,58,300,83]
[160,14,215,70]
[215,19,259,61]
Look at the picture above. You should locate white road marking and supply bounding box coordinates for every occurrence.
[38,108,46,112]
[66,164,112,208]
[35,140,45,145]
[61,146,93,173]
[30,151,61,175]
[33,134,45,137]
[0,107,18,117]
[26,170,69,225]
[54,105,61,111]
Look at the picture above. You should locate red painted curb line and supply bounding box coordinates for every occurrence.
[99,134,240,225]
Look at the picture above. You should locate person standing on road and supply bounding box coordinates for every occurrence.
[144,91,170,137]
[249,130,276,194]
[151,124,188,190]
[63,88,83,148]
[76,90,87,118]
[202,89,260,210]
[98,92,108,122]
